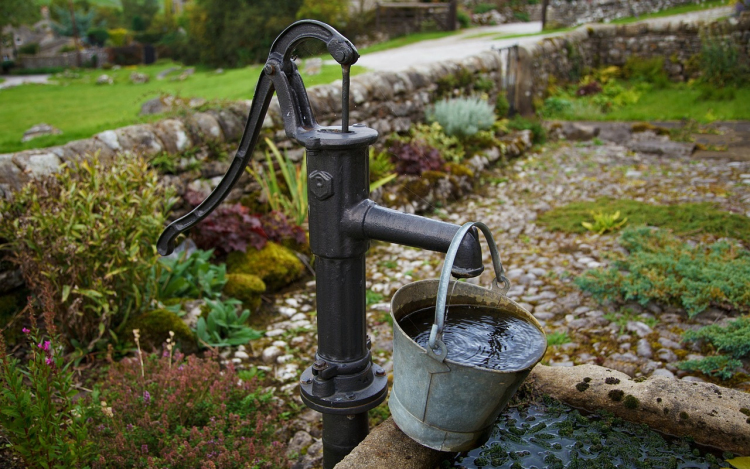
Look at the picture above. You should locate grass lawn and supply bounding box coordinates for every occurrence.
[0,60,365,153]
[546,83,750,122]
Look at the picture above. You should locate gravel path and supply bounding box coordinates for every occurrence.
[235,140,750,466]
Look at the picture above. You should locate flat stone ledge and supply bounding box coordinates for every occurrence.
[334,417,446,469]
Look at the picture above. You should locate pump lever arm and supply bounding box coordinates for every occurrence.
[157,20,358,255]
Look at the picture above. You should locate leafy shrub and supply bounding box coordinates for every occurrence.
[696,84,737,101]
[575,227,750,317]
[18,43,40,55]
[152,249,227,302]
[89,351,285,468]
[538,198,750,242]
[259,211,307,248]
[184,192,268,256]
[247,138,307,226]
[473,3,497,14]
[542,96,573,116]
[678,355,743,381]
[388,141,445,175]
[507,115,546,144]
[513,11,530,22]
[369,147,396,183]
[427,97,495,138]
[457,8,471,28]
[0,316,93,468]
[196,298,263,348]
[623,56,669,88]
[0,154,174,352]
[399,122,466,163]
[699,36,749,87]
[495,93,510,117]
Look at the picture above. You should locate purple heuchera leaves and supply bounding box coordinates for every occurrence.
[388,141,445,175]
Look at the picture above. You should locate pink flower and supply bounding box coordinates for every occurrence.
[37,341,51,351]
[22,328,30,334]
[143,390,151,405]
[45,357,53,366]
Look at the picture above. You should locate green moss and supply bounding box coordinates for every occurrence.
[445,163,474,179]
[608,389,625,402]
[631,122,670,135]
[226,242,304,292]
[623,394,640,409]
[223,273,266,311]
[537,198,750,243]
[605,377,621,385]
[125,309,197,353]
[679,411,690,420]
[740,408,750,417]
[576,382,590,392]
[399,178,432,200]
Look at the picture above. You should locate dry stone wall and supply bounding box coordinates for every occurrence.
[0,50,505,201]
[516,15,750,114]
[546,0,702,28]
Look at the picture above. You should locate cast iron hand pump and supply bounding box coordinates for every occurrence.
[157,20,484,468]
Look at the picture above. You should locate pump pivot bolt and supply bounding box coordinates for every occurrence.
[375,368,386,377]
[313,360,328,371]
[309,171,334,200]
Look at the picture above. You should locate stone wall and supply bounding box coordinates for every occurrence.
[546,0,702,28]
[0,49,505,201]
[19,47,108,69]
[516,15,750,114]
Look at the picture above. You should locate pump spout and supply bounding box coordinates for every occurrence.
[345,202,484,278]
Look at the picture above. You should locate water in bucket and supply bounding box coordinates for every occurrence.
[398,304,546,371]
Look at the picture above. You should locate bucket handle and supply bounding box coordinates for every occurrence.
[427,222,510,361]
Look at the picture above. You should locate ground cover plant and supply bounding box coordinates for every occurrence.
[575,227,750,317]
[0,154,174,354]
[537,198,750,243]
[0,60,364,153]
[679,317,750,380]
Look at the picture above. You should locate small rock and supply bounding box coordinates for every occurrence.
[265,328,286,337]
[658,337,682,349]
[21,123,62,142]
[636,338,653,359]
[626,321,653,338]
[262,345,284,364]
[287,431,313,459]
[234,350,250,360]
[652,368,676,379]
[129,72,149,84]
[657,348,678,362]
[96,74,113,85]
[681,376,705,383]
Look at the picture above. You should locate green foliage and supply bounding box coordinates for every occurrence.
[247,138,308,226]
[427,97,495,139]
[581,210,628,235]
[177,0,302,67]
[151,249,227,303]
[678,355,743,380]
[546,331,571,346]
[457,8,471,28]
[495,92,510,117]
[0,0,40,30]
[196,298,263,348]
[507,115,546,144]
[538,198,750,243]
[513,11,530,22]
[0,326,93,468]
[125,309,197,352]
[17,43,40,55]
[366,290,384,306]
[51,5,95,37]
[223,273,266,311]
[121,0,159,31]
[296,0,348,28]
[575,227,750,317]
[369,147,397,187]
[699,35,749,87]
[397,122,466,163]
[0,154,174,352]
[696,83,737,101]
[227,242,305,291]
[623,56,669,88]
[683,317,750,359]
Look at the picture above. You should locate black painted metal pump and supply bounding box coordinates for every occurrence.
[156,20,485,468]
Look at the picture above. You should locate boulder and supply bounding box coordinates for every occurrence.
[21,123,62,142]
[96,74,113,85]
[129,72,149,84]
[561,122,600,141]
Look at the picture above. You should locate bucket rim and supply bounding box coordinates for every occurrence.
[390,279,547,374]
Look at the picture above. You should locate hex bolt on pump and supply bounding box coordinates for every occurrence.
[156,20,484,468]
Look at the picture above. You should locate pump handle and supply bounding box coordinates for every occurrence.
[157,20,358,255]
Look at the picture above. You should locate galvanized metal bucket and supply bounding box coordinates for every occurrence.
[389,222,547,452]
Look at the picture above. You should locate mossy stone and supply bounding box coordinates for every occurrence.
[223,273,266,311]
[125,309,197,354]
[226,242,304,292]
